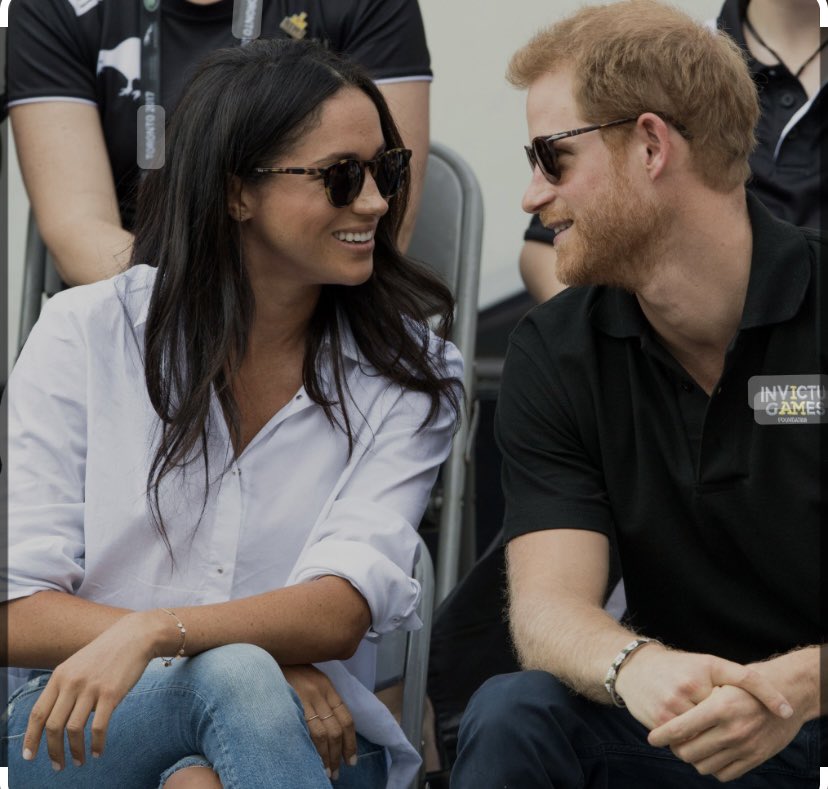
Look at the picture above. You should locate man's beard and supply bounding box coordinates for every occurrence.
[544,169,667,292]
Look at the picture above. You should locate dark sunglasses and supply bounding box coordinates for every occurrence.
[254,147,412,208]
[525,114,692,184]
[525,117,637,183]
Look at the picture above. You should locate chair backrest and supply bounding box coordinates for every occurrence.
[18,213,63,356]
[408,141,483,604]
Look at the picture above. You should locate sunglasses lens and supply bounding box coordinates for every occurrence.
[327,159,363,207]
[374,150,409,198]
[532,138,559,182]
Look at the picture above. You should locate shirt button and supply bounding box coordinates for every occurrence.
[681,381,693,392]
[217,567,224,574]
[780,93,795,108]
[768,68,776,77]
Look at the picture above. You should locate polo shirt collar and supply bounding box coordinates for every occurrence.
[591,192,812,339]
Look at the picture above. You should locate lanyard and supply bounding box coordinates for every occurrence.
[136,0,263,169]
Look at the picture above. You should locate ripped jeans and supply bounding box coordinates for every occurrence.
[1,644,387,788]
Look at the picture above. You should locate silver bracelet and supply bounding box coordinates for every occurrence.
[603,637,659,707]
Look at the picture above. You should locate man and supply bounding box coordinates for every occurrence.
[518,0,825,304]
[451,1,824,786]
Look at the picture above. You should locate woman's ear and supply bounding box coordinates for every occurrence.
[227,175,250,222]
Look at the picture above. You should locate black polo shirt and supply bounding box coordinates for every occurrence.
[497,195,824,665]
[718,0,824,230]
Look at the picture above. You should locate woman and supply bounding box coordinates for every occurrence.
[3,38,461,788]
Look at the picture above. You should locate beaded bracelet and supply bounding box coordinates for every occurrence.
[159,608,187,667]
[603,637,659,707]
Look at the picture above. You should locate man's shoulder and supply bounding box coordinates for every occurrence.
[511,285,606,360]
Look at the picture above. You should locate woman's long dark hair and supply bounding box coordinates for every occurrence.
[130,38,460,552]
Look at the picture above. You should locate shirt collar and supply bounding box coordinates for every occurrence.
[591,192,812,339]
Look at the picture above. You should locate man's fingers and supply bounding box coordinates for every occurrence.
[710,660,792,719]
[649,700,717,747]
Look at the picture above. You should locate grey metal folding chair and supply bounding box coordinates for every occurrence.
[18,212,63,356]
[375,142,483,787]
[408,141,484,606]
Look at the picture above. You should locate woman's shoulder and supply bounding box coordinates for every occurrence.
[37,265,156,337]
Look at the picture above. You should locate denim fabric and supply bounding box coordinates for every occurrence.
[452,671,822,789]
[2,644,386,788]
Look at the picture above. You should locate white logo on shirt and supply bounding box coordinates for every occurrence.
[66,0,104,17]
[97,37,142,101]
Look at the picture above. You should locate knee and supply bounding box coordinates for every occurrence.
[183,644,295,711]
[461,671,571,741]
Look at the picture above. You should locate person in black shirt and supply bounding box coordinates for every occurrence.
[6,0,432,286]
[452,2,824,787]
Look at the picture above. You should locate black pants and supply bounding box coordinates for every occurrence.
[451,671,822,789]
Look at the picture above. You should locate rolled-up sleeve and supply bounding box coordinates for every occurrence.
[289,339,462,634]
[3,293,89,600]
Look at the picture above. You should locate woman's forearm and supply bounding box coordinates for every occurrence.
[4,591,131,668]
[6,576,371,669]
[151,576,371,665]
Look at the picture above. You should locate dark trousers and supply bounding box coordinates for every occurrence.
[451,671,822,789]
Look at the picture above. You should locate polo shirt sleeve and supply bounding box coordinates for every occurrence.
[288,339,462,634]
[7,0,99,107]
[3,293,89,601]
[333,0,431,82]
[496,333,613,542]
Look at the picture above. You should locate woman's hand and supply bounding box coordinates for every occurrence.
[21,610,170,771]
[282,664,357,780]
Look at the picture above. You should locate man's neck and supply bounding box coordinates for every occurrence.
[634,191,753,393]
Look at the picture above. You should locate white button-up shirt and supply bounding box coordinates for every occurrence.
[3,265,462,788]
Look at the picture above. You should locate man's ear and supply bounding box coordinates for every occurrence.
[633,113,674,182]
[227,174,251,222]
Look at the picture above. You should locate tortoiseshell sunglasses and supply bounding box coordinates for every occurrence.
[254,148,412,207]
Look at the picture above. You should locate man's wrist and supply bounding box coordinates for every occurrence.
[752,647,821,722]
[604,638,661,706]
[612,638,668,704]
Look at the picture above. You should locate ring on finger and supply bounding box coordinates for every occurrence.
[320,702,344,721]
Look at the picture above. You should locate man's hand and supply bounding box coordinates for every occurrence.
[281,664,356,781]
[647,647,817,782]
[615,645,793,731]
[648,684,802,781]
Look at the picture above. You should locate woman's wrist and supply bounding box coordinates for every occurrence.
[129,609,183,661]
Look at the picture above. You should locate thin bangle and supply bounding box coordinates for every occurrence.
[159,608,187,667]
